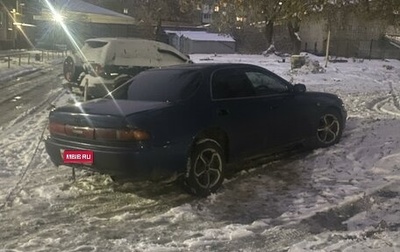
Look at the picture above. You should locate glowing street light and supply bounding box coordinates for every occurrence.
[52,11,64,23]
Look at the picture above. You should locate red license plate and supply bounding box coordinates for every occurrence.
[62,150,94,165]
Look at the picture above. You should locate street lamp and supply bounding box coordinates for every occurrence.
[52,11,63,23]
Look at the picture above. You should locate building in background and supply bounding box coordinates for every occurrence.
[165,30,235,54]
[0,0,15,49]
[300,11,400,59]
[0,0,35,49]
[33,0,137,49]
[1,0,139,50]
[1,0,239,53]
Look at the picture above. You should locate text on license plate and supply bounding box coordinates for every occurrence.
[60,149,93,165]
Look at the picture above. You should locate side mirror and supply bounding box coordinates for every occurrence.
[293,84,306,93]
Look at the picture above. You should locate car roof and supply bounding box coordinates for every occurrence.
[152,63,263,72]
[85,37,153,43]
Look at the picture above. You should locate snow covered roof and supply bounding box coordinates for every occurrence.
[53,0,131,18]
[34,0,135,25]
[165,30,235,42]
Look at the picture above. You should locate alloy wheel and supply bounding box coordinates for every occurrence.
[193,148,222,189]
[317,114,340,144]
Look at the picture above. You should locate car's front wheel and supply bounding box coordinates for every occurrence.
[308,109,344,148]
[184,140,225,197]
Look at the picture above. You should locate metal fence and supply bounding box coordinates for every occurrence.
[326,39,400,59]
[0,50,67,68]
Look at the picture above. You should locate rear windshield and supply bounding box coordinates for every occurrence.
[85,41,108,48]
[110,69,202,102]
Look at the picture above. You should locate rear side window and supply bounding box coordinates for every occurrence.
[126,69,201,102]
[212,68,256,99]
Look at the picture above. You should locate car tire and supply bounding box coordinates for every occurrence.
[184,139,225,197]
[306,109,343,148]
[63,55,83,83]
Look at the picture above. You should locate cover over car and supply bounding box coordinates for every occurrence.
[47,63,347,196]
[63,37,192,98]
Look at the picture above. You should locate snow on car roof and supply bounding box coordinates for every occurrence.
[165,30,235,42]
[83,37,189,56]
[85,37,151,42]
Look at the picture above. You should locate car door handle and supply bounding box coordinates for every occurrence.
[217,108,230,116]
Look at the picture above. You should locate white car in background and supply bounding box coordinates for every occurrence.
[63,37,192,98]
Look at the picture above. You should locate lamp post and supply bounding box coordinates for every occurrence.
[12,8,16,48]
[11,0,21,49]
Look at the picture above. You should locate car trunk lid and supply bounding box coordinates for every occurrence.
[48,99,170,141]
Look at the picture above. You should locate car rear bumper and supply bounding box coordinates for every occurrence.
[45,137,187,180]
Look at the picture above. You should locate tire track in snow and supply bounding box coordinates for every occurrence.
[0,90,67,210]
[369,79,400,117]
[388,80,400,110]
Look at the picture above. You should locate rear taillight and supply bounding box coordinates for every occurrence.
[49,122,66,135]
[94,128,116,139]
[49,122,150,141]
[96,128,150,141]
[116,129,150,141]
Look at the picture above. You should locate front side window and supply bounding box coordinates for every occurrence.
[245,71,289,95]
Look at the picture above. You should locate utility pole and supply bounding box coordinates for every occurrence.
[325,29,331,68]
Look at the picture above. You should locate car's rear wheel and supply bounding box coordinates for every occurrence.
[184,140,225,197]
[63,55,83,83]
[307,109,343,148]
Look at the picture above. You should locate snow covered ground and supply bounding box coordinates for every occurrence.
[0,50,64,83]
[0,53,400,251]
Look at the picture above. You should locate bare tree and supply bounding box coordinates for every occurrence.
[249,0,284,46]
[216,0,326,54]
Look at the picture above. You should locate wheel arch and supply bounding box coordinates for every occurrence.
[323,105,345,122]
[190,127,230,163]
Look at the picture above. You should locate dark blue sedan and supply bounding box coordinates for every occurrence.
[45,63,347,196]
